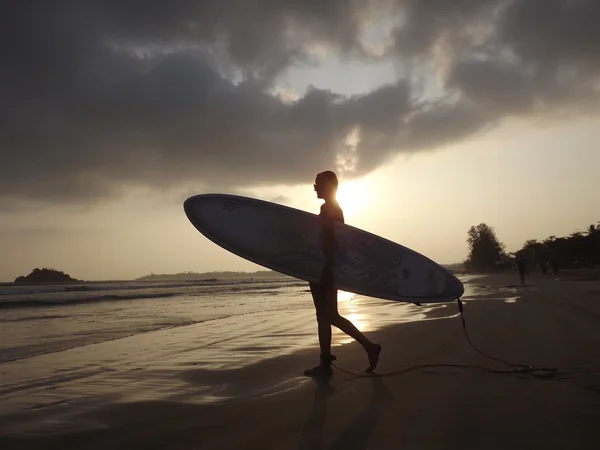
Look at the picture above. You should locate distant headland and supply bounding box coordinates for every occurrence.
[13,268,79,284]
[136,270,289,282]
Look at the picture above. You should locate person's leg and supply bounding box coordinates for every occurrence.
[310,282,333,359]
[331,314,370,349]
[304,283,335,376]
[327,287,381,372]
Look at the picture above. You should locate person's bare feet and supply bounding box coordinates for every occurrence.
[304,363,333,377]
[366,344,381,373]
[304,354,336,377]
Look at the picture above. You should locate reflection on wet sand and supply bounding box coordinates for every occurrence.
[299,376,393,450]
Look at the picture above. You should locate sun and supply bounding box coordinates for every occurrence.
[336,179,368,219]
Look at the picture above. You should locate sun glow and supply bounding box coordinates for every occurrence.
[336,179,368,219]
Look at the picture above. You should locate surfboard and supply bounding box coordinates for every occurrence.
[184,194,464,303]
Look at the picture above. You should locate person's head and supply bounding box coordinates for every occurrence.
[314,170,338,201]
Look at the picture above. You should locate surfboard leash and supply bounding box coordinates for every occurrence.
[331,297,560,379]
[455,297,558,375]
[331,361,522,378]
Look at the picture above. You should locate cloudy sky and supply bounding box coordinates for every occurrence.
[1,0,599,281]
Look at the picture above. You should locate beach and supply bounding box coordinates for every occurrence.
[1,273,599,449]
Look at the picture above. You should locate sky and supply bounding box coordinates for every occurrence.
[1,0,599,281]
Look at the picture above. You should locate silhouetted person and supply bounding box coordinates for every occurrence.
[304,171,381,377]
[552,261,559,276]
[517,255,527,285]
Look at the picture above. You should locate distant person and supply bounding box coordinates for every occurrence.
[517,255,527,285]
[304,170,381,377]
[552,261,559,276]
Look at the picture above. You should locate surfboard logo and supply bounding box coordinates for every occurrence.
[222,201,241,211]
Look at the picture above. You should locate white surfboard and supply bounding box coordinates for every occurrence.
[184,194,464,303]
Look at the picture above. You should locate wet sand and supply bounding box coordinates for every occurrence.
[2,273,600,449]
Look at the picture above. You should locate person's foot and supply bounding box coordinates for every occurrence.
[304,363,333,377]
[304,354,336,377]
[366,344,382,373]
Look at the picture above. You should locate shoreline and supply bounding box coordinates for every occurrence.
[2,273,600,449]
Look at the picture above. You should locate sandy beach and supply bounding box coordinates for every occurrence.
[1,273,600,449]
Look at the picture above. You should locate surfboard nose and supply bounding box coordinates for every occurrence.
[184,194,221,235]
[183,194,205,216]
[447,275,465,299]
[184,194,222,227]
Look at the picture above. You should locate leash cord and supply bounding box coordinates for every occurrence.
[331,298,560,378]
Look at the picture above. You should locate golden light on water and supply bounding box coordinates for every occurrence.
[336,290,370,345]
[337,290,355,303]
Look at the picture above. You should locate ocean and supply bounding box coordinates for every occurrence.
[0,278,453,365]
[0,276,474,422]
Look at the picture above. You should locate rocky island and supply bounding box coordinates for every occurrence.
[14,268,79,284]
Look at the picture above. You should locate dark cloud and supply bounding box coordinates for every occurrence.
[447,58,536,115]
[392,0,498,58]
[1,0,599,205]
[498,0,600,74]
[398,0,600,113]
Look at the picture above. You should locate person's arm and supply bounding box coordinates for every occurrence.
[320,205,341,285]
[322,217,336,272]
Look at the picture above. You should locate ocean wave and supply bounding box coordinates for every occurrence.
[0,292,179,309]
[0,279,302,297]
[0,302,309,364]
[0,314,71,323]
[0,317,215,364]
[0,280,308,310]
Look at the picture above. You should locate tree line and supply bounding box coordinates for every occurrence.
[464,221,600,273]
